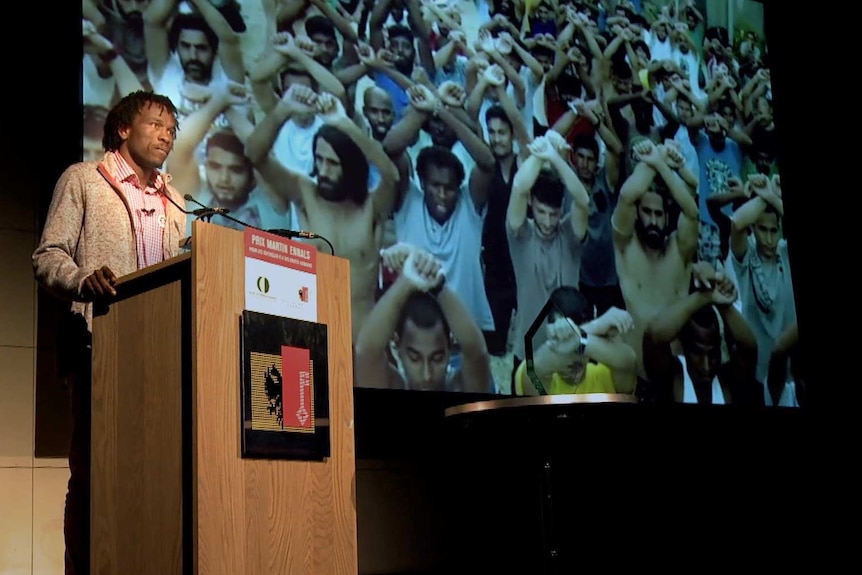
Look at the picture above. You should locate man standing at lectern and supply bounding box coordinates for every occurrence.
[32,90,186,575]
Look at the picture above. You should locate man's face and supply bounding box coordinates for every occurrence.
[363,91,395,141]
[310,32,339,68]
[422,164,460,223]
[205,147,253,207]
[753,151,774,175]
[686,13,698,30]
[313,137,346,202]
[546,314,587,382]
[397,319,449,390]
[120,103,176,172]
[117,0,149,24]
[676,98,694,123]
[426,116,458,148]
[536,4,553,21]
[655,22,669,41]
[704,114,727,145]
[756,97,773,124]
[612,75,632,94]
[661,72,679,92]
[573,147,597,182]
[177,29,215,83]
[389,35,415,70]
[673,30,690,53]
[753,211,780,260]
[281,71,314,93]
[683,324,721,390]
[487,117,513,158]
[438,10,461,38]
[635,191,669,250]
[535,51,554,73]
[530,198,562,237]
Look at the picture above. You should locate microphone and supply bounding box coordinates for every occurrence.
[266,229,319,240]
[182,195,336,255]
[183,194,231,216]
[161,191,221,219]
[266,229,335,256]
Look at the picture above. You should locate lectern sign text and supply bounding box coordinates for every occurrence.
[244,230,318,322]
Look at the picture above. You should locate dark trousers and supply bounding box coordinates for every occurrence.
[64,362,91,575]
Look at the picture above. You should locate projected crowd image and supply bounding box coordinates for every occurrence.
[82,0,801,406]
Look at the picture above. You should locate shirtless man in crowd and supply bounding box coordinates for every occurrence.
[245,90,400,338]
[612,138,699,398]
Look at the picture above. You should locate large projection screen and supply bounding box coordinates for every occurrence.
[79,0,801,408]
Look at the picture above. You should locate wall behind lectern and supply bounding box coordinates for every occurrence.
[78,0,802,404]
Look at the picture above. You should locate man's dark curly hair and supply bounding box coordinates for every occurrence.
[102,91,179,152]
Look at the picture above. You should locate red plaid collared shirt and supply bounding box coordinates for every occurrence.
[110,151,167,269]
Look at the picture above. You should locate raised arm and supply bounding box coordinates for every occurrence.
[491,82,532,153]
[403,0,437,78]
[143,0,176,82]
[368,0,394,52]
[507,141,545,233]
[465,59,495,120]
[508,34,545,84]
[186,0,245,82]
[317,94,399,221]
[353,272,416,389]
[243,85,314,211]
[478,31,526,107]
[170,84,233,194]
[655,141,699,261]
[730,174,782,260]
[611,142,658,244]
[272,32,347,105]
[436,283,492,393]
[642,284,711,400]
[540,134,590,241]
[767,322,799,406]
[423,83,495,174]
[83,21,145,98]
[716,279,758,399]
[307,0,359,44]
[580,308,638,393]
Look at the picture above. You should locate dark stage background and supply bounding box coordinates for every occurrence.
[6,0,833,570]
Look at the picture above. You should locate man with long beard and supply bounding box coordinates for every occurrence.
[612,139,699,399]
[245,92,399,340]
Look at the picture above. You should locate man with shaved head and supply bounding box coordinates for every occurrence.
[362,85,396,143]
[360,85,412,246]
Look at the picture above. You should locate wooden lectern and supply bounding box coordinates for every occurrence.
[90,221,357,575]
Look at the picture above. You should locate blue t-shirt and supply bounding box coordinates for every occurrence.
[374,71,409,123]
[694,131,742,263]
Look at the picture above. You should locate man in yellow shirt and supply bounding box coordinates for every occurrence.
[515,286,637,396]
